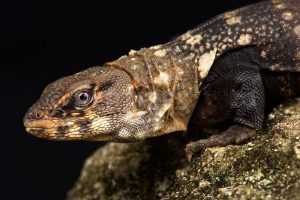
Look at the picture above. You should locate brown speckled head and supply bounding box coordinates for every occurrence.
[23,67,151,141]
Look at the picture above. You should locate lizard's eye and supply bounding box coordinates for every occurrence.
[74,91,93,107]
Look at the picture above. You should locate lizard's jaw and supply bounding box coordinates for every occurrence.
[24,118,72,140]
[24,117,85,140]
[24,119,62,129]
[24,116,118,141]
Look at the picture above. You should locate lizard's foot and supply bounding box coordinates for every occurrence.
[185,124,256,161]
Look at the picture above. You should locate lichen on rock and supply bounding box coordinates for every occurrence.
[67,99,300,200]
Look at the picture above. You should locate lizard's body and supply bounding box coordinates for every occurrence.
[24,0,300,154]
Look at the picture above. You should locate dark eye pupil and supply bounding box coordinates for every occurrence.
[79,93,88,101]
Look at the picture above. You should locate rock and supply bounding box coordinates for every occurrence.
[67,99,300,200]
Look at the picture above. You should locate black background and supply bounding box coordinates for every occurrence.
[1,0,261,199]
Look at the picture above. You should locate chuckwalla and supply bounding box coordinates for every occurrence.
[24,0,300,155]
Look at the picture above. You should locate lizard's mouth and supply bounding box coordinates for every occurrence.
[24,119,83,140]
[24,117,68,134]
[24,119,62,129]
[24,118,113,141]
[24,118,66,138]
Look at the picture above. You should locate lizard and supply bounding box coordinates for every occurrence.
[23,0,300,156]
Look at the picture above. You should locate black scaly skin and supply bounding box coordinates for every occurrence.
[186,46,300,154]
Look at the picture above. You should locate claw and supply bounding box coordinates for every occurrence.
[184,141,205,162]
[185,150,193,163]
[185,143,193,156]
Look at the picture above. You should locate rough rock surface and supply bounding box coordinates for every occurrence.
[67,99,300,200]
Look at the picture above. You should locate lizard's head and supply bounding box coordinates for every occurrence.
[23,67,150,141]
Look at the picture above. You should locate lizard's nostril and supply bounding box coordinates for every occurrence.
[35,110,45,119]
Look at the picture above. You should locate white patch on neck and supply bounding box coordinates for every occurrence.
[197,49,217,79]
[154,71,170,86]
[154,49,167,57]
[149,92,157,103]
[154,102,172,122]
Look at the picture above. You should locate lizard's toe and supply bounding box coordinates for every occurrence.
[185,124,257,160]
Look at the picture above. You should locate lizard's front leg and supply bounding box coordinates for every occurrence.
[186,47,265,156]
[185,125,257,156]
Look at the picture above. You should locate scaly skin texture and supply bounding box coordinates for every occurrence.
[24,0,300,153]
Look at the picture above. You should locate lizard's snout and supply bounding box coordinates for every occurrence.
[23,107,47,128]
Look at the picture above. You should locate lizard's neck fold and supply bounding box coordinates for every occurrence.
[104,41,213,137]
